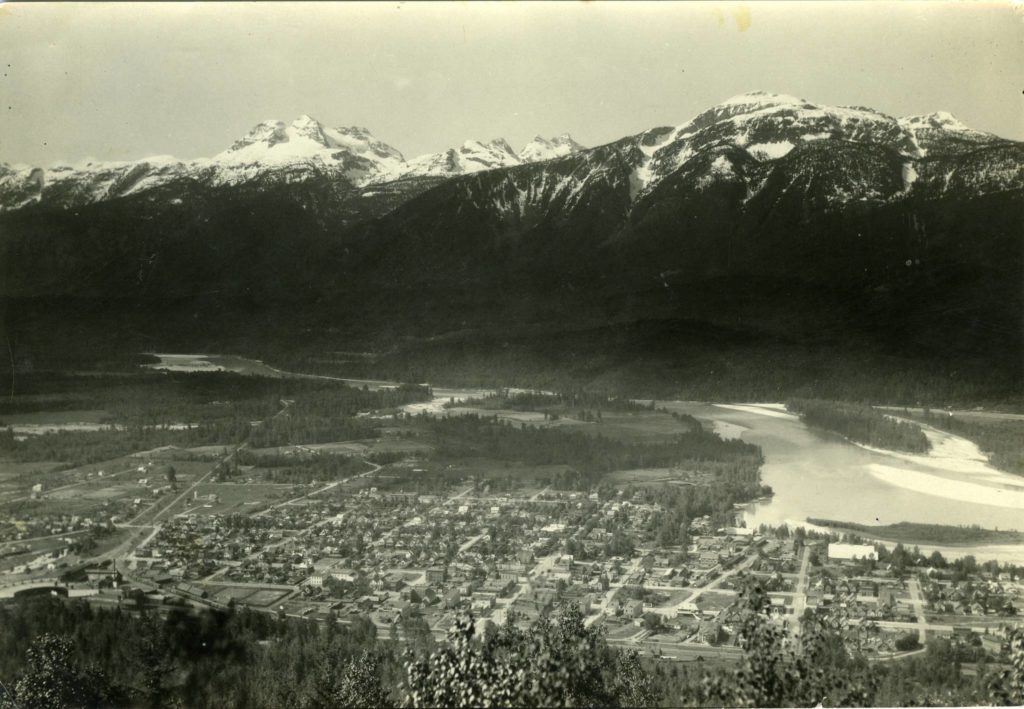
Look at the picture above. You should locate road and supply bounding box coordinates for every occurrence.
[257,458,382,517]
[529,486,551,502]
[77,399,292,571]
[660,551,761,619]
[0,529,92,549]
[874,619,955,634]
[791,546,812,632]
[906,577,930,643]
[457,533,486,555]
[585,556,644,627]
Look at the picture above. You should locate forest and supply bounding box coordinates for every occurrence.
[418,412,763,491]
[0,373,429,468]
[786,399,931,453]
[0,587,1020,708]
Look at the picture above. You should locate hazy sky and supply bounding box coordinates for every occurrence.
[1,1,1021,166]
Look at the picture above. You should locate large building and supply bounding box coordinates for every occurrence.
[827,543,877,561]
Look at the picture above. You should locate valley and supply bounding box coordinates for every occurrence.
[3,4,1022,705]
[1,353,1022,706]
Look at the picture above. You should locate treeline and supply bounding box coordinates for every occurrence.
[916,411,1024,477]
[0,378,429,466]
[787,399,931,453]
[0,597,389,708]
[421,413,762,489]
[260,333,1023,409]
[807,519,1024,546]
[2,588,1021,708]
[0,423,251,469]
[775,523,1024,581]
[0,599,656,708]
[248,385,428,449]
[449,391,656,415]
[0,371,428,429]
[632,476,772,540]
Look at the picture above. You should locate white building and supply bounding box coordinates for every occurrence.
[827,543,877,561]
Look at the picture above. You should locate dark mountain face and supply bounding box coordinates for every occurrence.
[1,93,1021,393]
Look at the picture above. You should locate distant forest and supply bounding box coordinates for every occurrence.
[787,399,931,453]
[0,372,429,469]
[419,412,763,492]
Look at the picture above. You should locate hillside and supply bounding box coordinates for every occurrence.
[1,92,1021,397]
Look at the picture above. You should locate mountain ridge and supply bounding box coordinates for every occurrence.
[2,91,1017,214]
[1,91,1021,393]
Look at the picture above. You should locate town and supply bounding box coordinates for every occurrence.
[3,369,1022,673]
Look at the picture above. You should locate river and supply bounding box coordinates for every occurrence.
[146,355,1024,562]
[660,402,1024,563]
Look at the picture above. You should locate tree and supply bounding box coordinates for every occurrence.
[2,634,118,709]
[126,617,175,709]
[642,613,664,633]
[895,633,921,652]
[402,607,659,707]
[334,652,392,708]
[701,583,876,707]
[989,628,1024,706]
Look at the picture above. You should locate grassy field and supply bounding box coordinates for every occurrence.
[182,482,295,516]
[202,585,292,606]
[581,412,692,443]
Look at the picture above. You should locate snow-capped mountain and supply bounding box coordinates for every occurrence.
[517,134,585,163]
[403,138,521,177]
[0,118,586,212]
[0,115,417,211]
[629,91,1014,203]
[5,90,1012,216]
[2,92,1020,375]
[211,115,408,185]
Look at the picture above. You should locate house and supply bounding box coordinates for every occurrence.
[85,567,119,584]
[677,601,700,616]
[497,563,526,582]
[625,599,644,619]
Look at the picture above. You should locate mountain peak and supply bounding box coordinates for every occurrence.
[518,133,585,162]
[719,91,809,109]
[900,111,976,132]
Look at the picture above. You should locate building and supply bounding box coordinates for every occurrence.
[827,543,877,562]
[426,566,447,584]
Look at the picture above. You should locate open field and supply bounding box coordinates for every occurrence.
[203,585,291,607]
[605,467,715,486]
[583,412,693,443]
[179,482,295,516]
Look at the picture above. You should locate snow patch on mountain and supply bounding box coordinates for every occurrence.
[0,96,1017,214]
[747,141,795,160]
[901,161,919,192]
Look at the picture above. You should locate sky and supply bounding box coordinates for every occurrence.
[0,1,1021,166]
